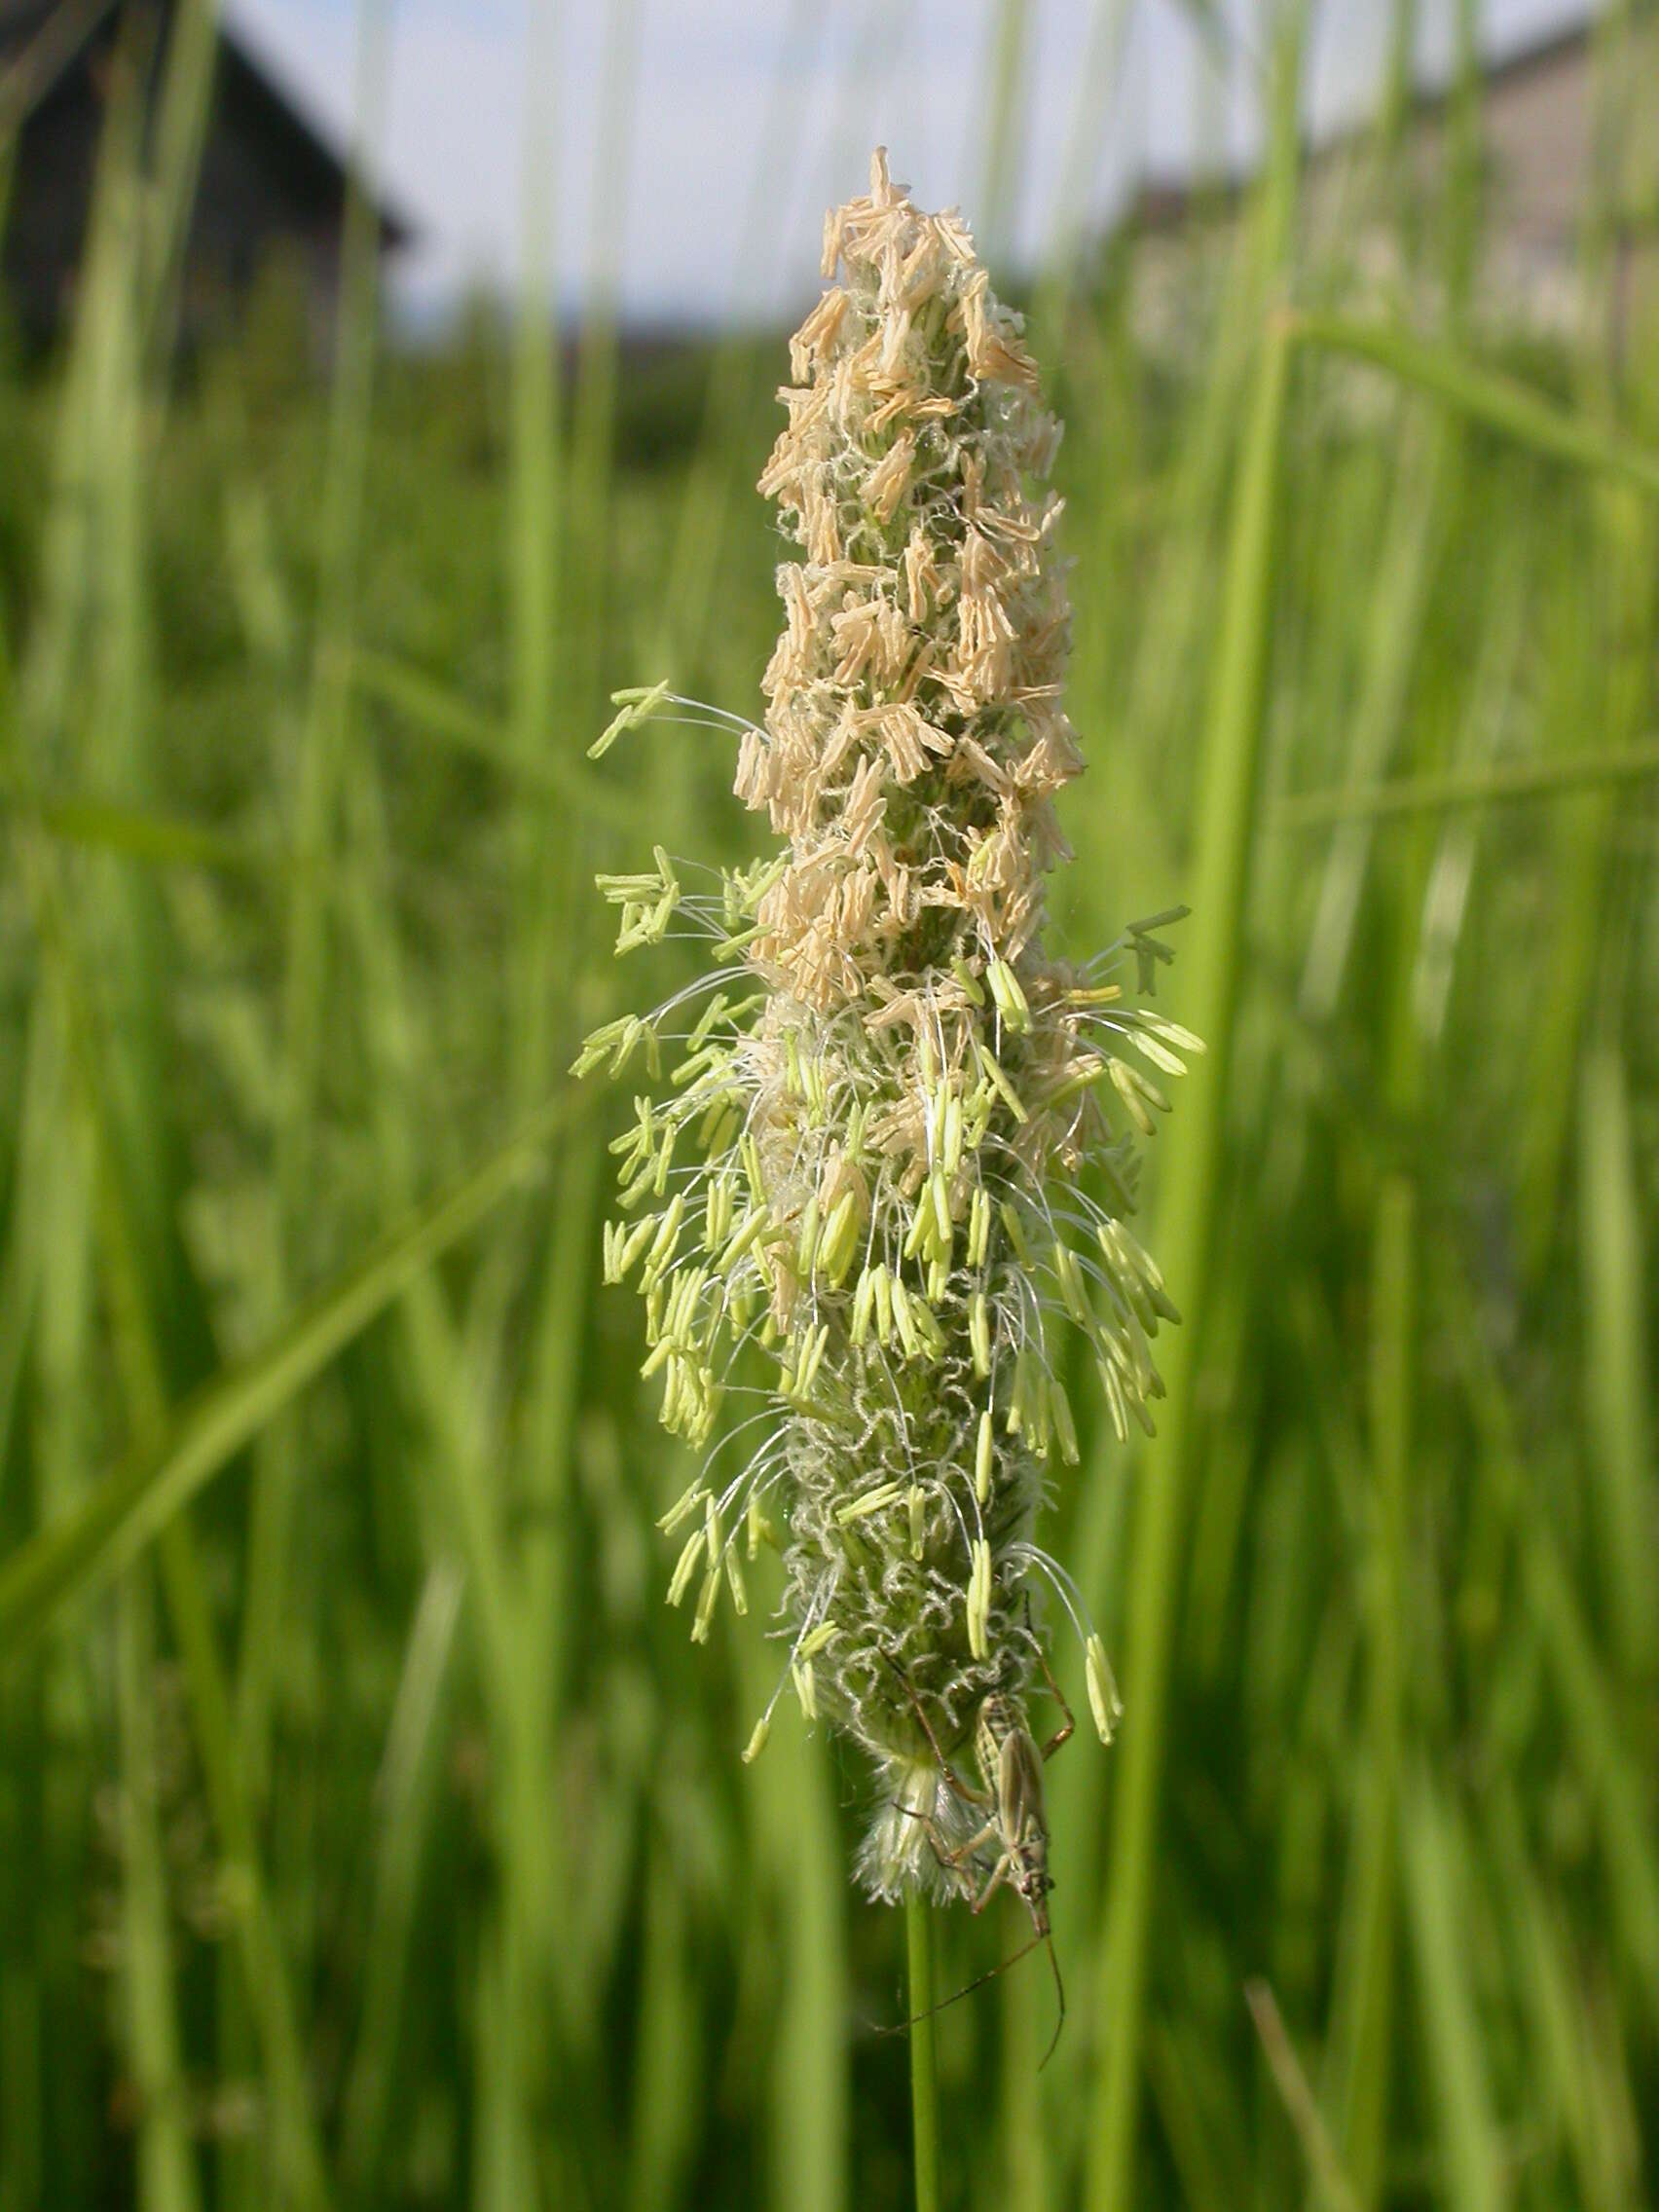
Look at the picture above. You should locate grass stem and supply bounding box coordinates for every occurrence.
[906,1892,940,2212]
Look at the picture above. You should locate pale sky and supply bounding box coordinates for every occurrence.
[223,0,1596,327]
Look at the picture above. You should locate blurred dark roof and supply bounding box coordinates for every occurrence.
[0,0,412,246]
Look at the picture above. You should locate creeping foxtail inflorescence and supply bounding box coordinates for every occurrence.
[578,151,1198,1902]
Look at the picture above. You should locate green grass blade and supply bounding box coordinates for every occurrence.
[1290,313,1659,498]
[14,788,277,876]
[906,1893,940,2212]
[1273,737,1659,828]
[239,0,393,1799]
[339,1565,464,2195]
[350,647,639,827]
[1086,65,1299,2207]
[1577,1043,1656,1678]
[117,1567,203,2212]
[0,1087,586,1656]
[1400,1770,1502,2212]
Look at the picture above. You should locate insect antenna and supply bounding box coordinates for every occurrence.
[873,1923,1066,2066]
[1038,1932,1065,2070]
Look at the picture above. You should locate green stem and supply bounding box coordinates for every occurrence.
[906,1892,940,2212]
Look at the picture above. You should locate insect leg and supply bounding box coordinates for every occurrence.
[881,1649,992,1808]
[1025,1595,1076,1761]
[943,1818,1000,1870]
[968,1852,1014,1914]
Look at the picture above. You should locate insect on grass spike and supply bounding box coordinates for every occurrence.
[579,149,1196,1959]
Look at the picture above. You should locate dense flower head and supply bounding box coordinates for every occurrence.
[579,151,1198,1898]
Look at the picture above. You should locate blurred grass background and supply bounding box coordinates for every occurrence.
[1,2,1656,2207]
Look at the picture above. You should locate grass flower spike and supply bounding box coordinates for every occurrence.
[580,150,1198,1900]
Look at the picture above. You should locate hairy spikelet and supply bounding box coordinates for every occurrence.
[579,151,1198,1898]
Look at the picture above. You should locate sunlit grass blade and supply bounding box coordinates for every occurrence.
[1273,737,1659,828]
[1289,313,1659,498]
[1087,41,1300,2200]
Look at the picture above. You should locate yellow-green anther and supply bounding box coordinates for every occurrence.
[1053,1239,1088,1325]
[1107,1054,1167,1134]
[999,1198,1032,1266]
[643,1191,685,1281]
[1086,1633,1123,1745]
[1032,1373,1052,1456]
[667,1527,706,1606]
[872,1263,894,1346]
[975,1409,993,1503]
[942,1093,964,1177]
[851,1265,876,1345]
[986,957,1031,1032]
[890,1274,919,1359]
[1051,1376,1079,1464]
[720,1205,770,1269]
[798,1621,839,1660]
[687,992,729,1050]
[691,1568,720,1643]
[640,1337,674,1381]
[700,1098,738,1155]
[970,1291,991,1377]
[951,954,985,1005]
[723,1544,748,1616]
[968,1187,990,1269]
[589,678,672,759]
[836,1481,905,1525]
[618,1201,660,1271]
[931,1164,953,1242]
[741,1131,764,1200]
[658,1480,708,1534]
[742,1714,771,1764]
[975,1040,1029,1124]
[903,1197,929,1262]
[674,1267,710,1342]
[796,1194,820,1275]
[796,1322,830,1396]
[968,1539,992,1659]
[927,1257,948,1304]
[652,1122,677,1195]
[822,1191,860,1284]
[793,1659,818,1721]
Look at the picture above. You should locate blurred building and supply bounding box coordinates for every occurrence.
[0,0,409,350]
[1126,14,1659,354]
